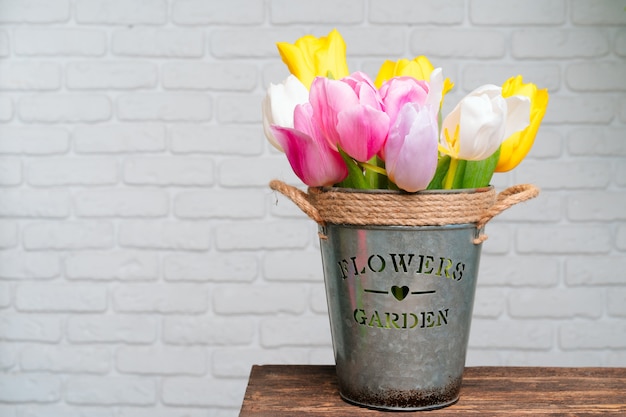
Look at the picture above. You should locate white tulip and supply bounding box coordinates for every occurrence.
[439,84,530,161]
[262,75,309,152]
[425,67,444,109]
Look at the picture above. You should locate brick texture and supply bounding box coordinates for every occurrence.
[0,1,624,415]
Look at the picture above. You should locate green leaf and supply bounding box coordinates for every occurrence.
[462,148,500,189]
[427,155,451,190]
[387,180,399,191]
[442,157,466,189]
[364,167,378,189]
[451,159,467,189]
[338,148,367,189]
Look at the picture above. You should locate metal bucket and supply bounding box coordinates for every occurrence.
[268,179,539,411]
[319,222,481,411]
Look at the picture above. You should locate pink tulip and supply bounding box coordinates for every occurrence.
[271,103,348,187]
[378,70,444,160]
[309,72,389,162]
[379,76,430,127]
[384,103,439,192]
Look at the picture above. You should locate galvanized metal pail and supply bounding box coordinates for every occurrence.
[269,180,539,411]
[319,222,480,410]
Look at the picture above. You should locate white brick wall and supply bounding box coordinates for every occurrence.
[0,0,624,415]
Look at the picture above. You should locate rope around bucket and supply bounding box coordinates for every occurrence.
[269,180,539,244]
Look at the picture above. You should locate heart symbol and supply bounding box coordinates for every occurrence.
[391,285,409,301]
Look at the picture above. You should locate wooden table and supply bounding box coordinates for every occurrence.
[239,365,626,416]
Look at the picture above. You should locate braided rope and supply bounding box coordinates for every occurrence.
[269,180,539,244]
[307,186,496,226]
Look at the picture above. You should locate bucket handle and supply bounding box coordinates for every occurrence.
[473,183,540,244]
[270,179,324,224]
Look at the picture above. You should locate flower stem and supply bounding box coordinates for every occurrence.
[443,157,459,189]
[359,160,387,176]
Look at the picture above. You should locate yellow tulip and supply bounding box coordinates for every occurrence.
[495,76,549,172]
[374,56,454,96]
[276,29,350,89]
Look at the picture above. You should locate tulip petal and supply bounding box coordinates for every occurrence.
[373,60,398,87]
[277,42,315,89]
[425,68,444,109]
[374,55,454,101]
[262,93,279,150]
[320,29,349,80]
[385,103,439,192]
[271,103,348,187]
[336,105,390,162]
[496,77,549,172]
[261,75,309,152]
[502,95,531,140]
[458,94,505,160]
[309,77,359,147]
[380,77,430,126]
[440,85,513,161]
[276,29,349,89]
[343,72,383,109]
[271,124,347,187]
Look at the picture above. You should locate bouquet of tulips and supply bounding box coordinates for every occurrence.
[262,29,548,192]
